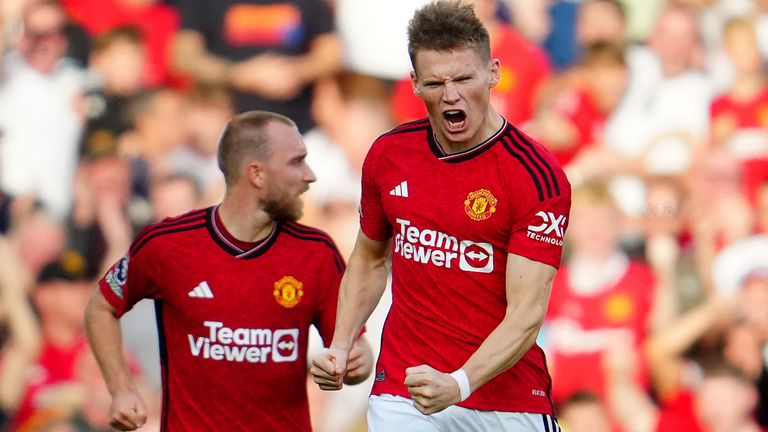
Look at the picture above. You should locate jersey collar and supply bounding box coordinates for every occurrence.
[428,118,507,162]
[206,206,279,259]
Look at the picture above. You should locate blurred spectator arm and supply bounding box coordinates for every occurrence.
[604,340,658,432]
[171,30,233,86]
[0,237,41,412]
[646,234,681,333]
[645,296,727,399]
[291,33,342,90]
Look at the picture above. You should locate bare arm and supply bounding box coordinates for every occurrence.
[0,238,40,412]
[463,254,555,389]
[645,296,727,399]
[406,253,556,414]
[172,30,341,100]
[171,30,233,85]
[84,289,147,431]
[604,339,659,432]
[311,230,390,390]
[291,33,342,86]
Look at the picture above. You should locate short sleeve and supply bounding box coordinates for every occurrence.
[98,248,161,318]
[507,174,572,269]
[359,140,392,241]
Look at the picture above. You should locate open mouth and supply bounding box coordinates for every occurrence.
[443,110,467,130]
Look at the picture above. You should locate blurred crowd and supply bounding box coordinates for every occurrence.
[0,0,766,431]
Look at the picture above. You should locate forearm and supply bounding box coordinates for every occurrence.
[331,234,390,351]
[461,307,544,391]
[461,255,555,393]
[171,31,233,85]
[84,294,137,395]
[607,372,658,432]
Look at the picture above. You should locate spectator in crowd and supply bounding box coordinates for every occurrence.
[390,0,551,126]
[604,4,711,178]
[119,87,187,199]
[542,0,628,72]
[167,85,233,206]
[0,237,41,428]
[67,155,133,279]
[81,26,147,160]
[11,252,96,429]
[577,0,627,50]
[62,0,179,86]
[533,41,628,168]
[710,17,768,155]
[607,292,765,432]
[0,0,85,220]
[545,181,658,406]
[556,391,612,432]
[303,72,393,258]
[171,0,342,133]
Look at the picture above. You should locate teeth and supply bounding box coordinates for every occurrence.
[445,110,461,115]
[448,120,465,128]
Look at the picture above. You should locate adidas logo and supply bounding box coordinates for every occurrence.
[188,281,214,299]
[389,181,409,197]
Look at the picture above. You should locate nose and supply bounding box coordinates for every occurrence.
[304,163,317,184]
[442,82,460,104]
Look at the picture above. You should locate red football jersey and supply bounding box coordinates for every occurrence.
[710,85,768,130]
[545,260,655,403]
[360,118,571,414]
[99,207,344,431]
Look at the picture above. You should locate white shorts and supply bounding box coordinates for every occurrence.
[367,395,562,432]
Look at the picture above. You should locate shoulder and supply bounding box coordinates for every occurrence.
[129,208,209,257]
[498,123,571,203]
[365,118,430,166]
[376,118,430,144]
[280,221,344,269]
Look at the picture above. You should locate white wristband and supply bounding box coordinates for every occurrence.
[449,369,472,402]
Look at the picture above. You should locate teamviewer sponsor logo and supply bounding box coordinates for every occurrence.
[188,321,299,364]
[459,241,493,273]
[394,218,493,273]
[526,211,566,246]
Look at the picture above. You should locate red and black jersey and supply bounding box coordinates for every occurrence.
[360,118,571,414]
[99,206,343,431]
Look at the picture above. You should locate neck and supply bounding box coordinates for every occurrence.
[218,192,274,243]
[43,320,79,348]
[438,109,503,154]
[731,73,766,100]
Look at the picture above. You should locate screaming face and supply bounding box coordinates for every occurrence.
[411,46,501,152]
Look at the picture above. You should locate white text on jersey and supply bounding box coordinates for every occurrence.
[394,218,494,273]
[188,321,299,364]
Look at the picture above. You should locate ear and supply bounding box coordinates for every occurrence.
[489,58,501,89]
[410,70,421,97]
[246,160,266,188]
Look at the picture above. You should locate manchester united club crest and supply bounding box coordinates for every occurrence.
[464,189,498,221]
[273,276,304,308]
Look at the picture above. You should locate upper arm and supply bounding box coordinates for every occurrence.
[505,253,557,325]
[86,284,119,318]
[350,230,391,266]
